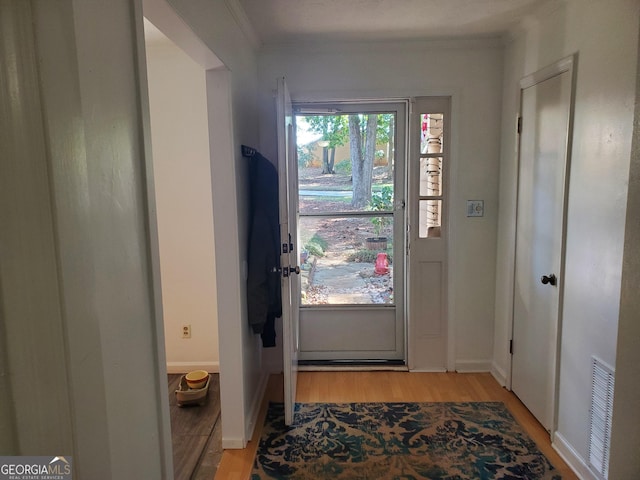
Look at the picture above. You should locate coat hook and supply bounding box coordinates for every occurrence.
[241,145,256,157]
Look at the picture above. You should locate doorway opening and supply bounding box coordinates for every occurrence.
[292,102,407,363]
[142,13,225,479]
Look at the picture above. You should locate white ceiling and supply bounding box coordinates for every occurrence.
[237,0,552,44]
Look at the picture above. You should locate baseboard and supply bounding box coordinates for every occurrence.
[553,431,597,480]
[408,367,447,373]
[455,360,492,373]
[490,361,508,387]
[245,372,269,443]
[221,437,246,449]
[166,361,219,374]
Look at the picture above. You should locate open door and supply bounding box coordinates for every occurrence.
[277,77,299,425]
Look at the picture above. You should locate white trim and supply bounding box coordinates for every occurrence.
[262,37,504,54]
[446,94,461,373]
[244,372,269,445]
[490,361,508,387]
[221,371,268,450]
[408,368,448,373]
[133,1,174,476]
[221,437,246,449]
[166,361,219,374]
[142,0,224,70]
[455,360,492,373]
[553,432,598,480]
[520,55,574,90]
[224,0,261,48]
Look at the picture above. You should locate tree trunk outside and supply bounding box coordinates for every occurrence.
[328,147,336,173]
[386,116,395,178]
[349,114,377,208]
[321,146,332,174]
[349,115,364,205]
[363,114,377,201]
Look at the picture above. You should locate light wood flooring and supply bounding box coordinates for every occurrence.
[215,371,578,480]
[168,373,223,480]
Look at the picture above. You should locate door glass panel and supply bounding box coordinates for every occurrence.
[417,111,445,239]
[296,111,397,306]
[419,199,442,238]
[299,215,394,305]
[419,157,443,196]
[420,113,444,154]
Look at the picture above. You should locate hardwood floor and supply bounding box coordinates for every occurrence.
[168,373,223,480]
[215,371,578,480]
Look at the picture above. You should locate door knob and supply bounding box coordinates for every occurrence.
[541,274,557,286]
[282,265,301,277]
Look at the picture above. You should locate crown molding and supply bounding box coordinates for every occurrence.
[224,0,261,49]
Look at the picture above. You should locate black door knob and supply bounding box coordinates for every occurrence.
[541,274,557,286]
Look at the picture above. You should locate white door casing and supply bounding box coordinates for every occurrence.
[511,56,575,432]
[277,77,299,426]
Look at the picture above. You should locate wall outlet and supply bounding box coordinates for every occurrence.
[182,325,191,338]
[466,200,484,217]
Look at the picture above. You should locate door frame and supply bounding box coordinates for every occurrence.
[277,78,299,425]
[509,54,577,436]
[292,100,409,363]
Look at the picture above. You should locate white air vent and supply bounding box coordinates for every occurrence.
[589,356,615,479]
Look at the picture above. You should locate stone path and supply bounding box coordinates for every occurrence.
[307,256,392,304]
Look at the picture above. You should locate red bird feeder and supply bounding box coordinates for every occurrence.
[374,252,389,275]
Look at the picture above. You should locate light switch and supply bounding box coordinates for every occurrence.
[467,200,484,217]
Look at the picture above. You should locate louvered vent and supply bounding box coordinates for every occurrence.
[589,356,615,479]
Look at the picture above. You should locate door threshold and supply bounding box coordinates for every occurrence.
[298,360,408,372]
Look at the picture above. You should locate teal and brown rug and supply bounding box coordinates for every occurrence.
[252,402,562,479]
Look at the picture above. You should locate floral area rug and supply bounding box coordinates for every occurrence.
[251,402,562,479]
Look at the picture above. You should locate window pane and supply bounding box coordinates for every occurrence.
[419,157,443,196]
[297,113,394,215]
[418,200,442,238]
[299,215,394,305]
[420,113,444,154]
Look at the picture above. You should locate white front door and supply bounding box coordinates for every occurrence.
[511,56,574,431]
[276,78,299,425]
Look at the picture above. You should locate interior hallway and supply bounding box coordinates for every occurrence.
[215,371,578,479]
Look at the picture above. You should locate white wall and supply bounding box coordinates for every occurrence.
[493,0,640,475]
[145,31,220,373]
[609,35,640,477]
[258,39,504,371]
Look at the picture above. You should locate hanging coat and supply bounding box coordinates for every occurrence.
[247,151,282,347]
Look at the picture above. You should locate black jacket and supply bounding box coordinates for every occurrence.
[247,152,282,346]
